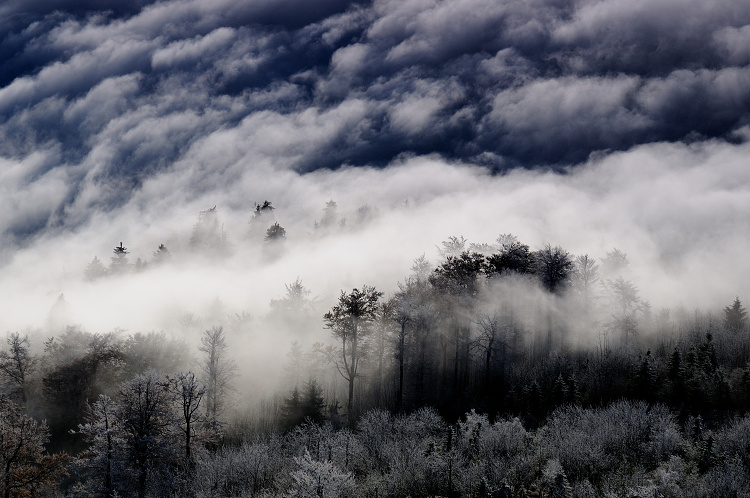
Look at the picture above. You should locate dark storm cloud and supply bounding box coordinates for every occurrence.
[2,0,750,239]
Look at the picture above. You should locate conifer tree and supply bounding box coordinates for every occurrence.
[150,243,171,266]
[724,297,748,332]
[84,255,107,280]
[109,242,129,274]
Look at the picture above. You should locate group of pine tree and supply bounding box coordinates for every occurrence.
[82,199,367,279]
[4,200,750,496]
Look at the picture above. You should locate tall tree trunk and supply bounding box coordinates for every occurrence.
[397,322,406,413]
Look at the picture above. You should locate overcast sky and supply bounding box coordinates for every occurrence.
[1,0,750,335]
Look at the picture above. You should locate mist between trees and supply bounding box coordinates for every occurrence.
[2,205,750,497]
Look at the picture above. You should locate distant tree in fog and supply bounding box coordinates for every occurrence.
[324,286,382,423]
[355,204,375,225]
[410,254,432,282]
[252,200,275,220]
[437,235,467,259]
[264,222,286,242]
[315,200,339,232]
[270,278,315,319]
[468,242,499,255]
[84,255,107,280]
[199,327,236,423]
[604,277,646,344]
[109,242,130,274]
[190,206,227,254]
[600,248,629,277]
[573,254,599,314]
[133,257,147,272]
[152,243,170,264]
[724,297,748,332]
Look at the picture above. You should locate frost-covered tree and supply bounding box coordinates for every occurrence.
[0,332,35,405]
[288,451,354,498]
[74,394,123,498]
[0,396,70,498]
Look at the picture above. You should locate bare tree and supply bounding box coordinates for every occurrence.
[474,312,509,392]
[164,372,211,465]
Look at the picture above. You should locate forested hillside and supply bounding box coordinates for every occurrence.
[1,211,749,497]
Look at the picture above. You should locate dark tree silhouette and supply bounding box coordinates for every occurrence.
[485,240,534,277]
[724,297,748,332]
[117,371,176,498]
[164,371,211,465]
[324,286,382,423]
[264,222,286,242]
[533,244,574,294]
[152,243,170,264]
[109,242,129,274]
